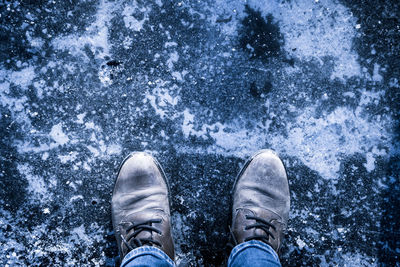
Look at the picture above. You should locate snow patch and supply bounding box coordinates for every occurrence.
[122,1,150,32]
[372,63,383,82]
[182,109,267,156]
[0,67,36,126]
[50,123,69,146]
[9,66,36,89]
[180,89,390,180]
[58,152,78,164]
[363,146,386,172]
[167,51,179,70]
[271,106,388,179]
[18,164,49,198]
[76,112,86,124]
[211,0,361,80]
[70,195,84,202]
[145,80,180,119]
[247,0,361,80]
[107,143,122,155]
[296,238,306,249]
[51,0,116,59]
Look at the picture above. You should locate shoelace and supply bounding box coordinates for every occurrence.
[244,215,276,246]
[121,219,162,251]
[229,215,276,248]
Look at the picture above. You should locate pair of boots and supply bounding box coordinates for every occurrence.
[111,150,290,263]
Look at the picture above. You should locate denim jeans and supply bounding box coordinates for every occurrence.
[121,246,175,267]
[122,240,281,267]
[227,240,281,267]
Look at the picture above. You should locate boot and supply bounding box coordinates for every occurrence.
[231,149,290,254]
[111,152,175,261]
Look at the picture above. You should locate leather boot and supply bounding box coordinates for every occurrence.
[111,152,175,261]
[231,149,290,254]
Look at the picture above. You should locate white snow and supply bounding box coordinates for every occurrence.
[145,80,180,119]
[182,108,196,138]
[250,0,361,80]
[51,0,116,59]
[71,225,91,244]
[42,152,49,160]
[87,145,100,156]
[271,105,388,179]
[172,71,183,81]
[83,162,91,171]
[180,88,390,180]
[296,238,306,249]
[212,0,361,80]
[76,113,86,124]
[372,63,383,82]
[50,123,69,146]
[9,66,36,89]
[363,146,387,173]
[17,164,49,198]
[0,67,36,127]
[181,109,268,156]
[167,51,179,70]
[165,41,178,48]
[122,1,150,32]
[107,143,122,155]
[58,152,78,164]
[70,195,84,202]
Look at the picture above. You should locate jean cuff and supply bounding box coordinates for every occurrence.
[228,240,280,265]
[121,246,175,267]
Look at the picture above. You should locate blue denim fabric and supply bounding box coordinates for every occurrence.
[228,240,282,267]
[121,246,175,267]
[122,240,280,267]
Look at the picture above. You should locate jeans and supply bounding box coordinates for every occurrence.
[122,240,281,267]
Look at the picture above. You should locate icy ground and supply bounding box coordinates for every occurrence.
[0,0,399,266]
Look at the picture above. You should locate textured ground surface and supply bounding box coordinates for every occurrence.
[1,0,399,266]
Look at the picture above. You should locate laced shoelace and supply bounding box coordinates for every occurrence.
[229,215,276,247]
[121,219,162,251]
[244,215,276,245]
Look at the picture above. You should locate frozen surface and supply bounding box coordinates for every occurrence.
[0,0,399,266]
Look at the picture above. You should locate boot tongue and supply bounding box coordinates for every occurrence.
[133,222,153,241]
[237,208,282,245]
[123,211,161,246]
[248,207,285,252]
[254,227,265,237]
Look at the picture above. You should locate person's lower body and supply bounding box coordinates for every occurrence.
[121,239,281,267]
[227,240,281,267]
[112,150,289,267]
[121,246,175,267]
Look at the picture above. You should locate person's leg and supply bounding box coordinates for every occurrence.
[121,246,174,267]
[228,150,290,267]
[111,152,176,266]
[228,240,281,267]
